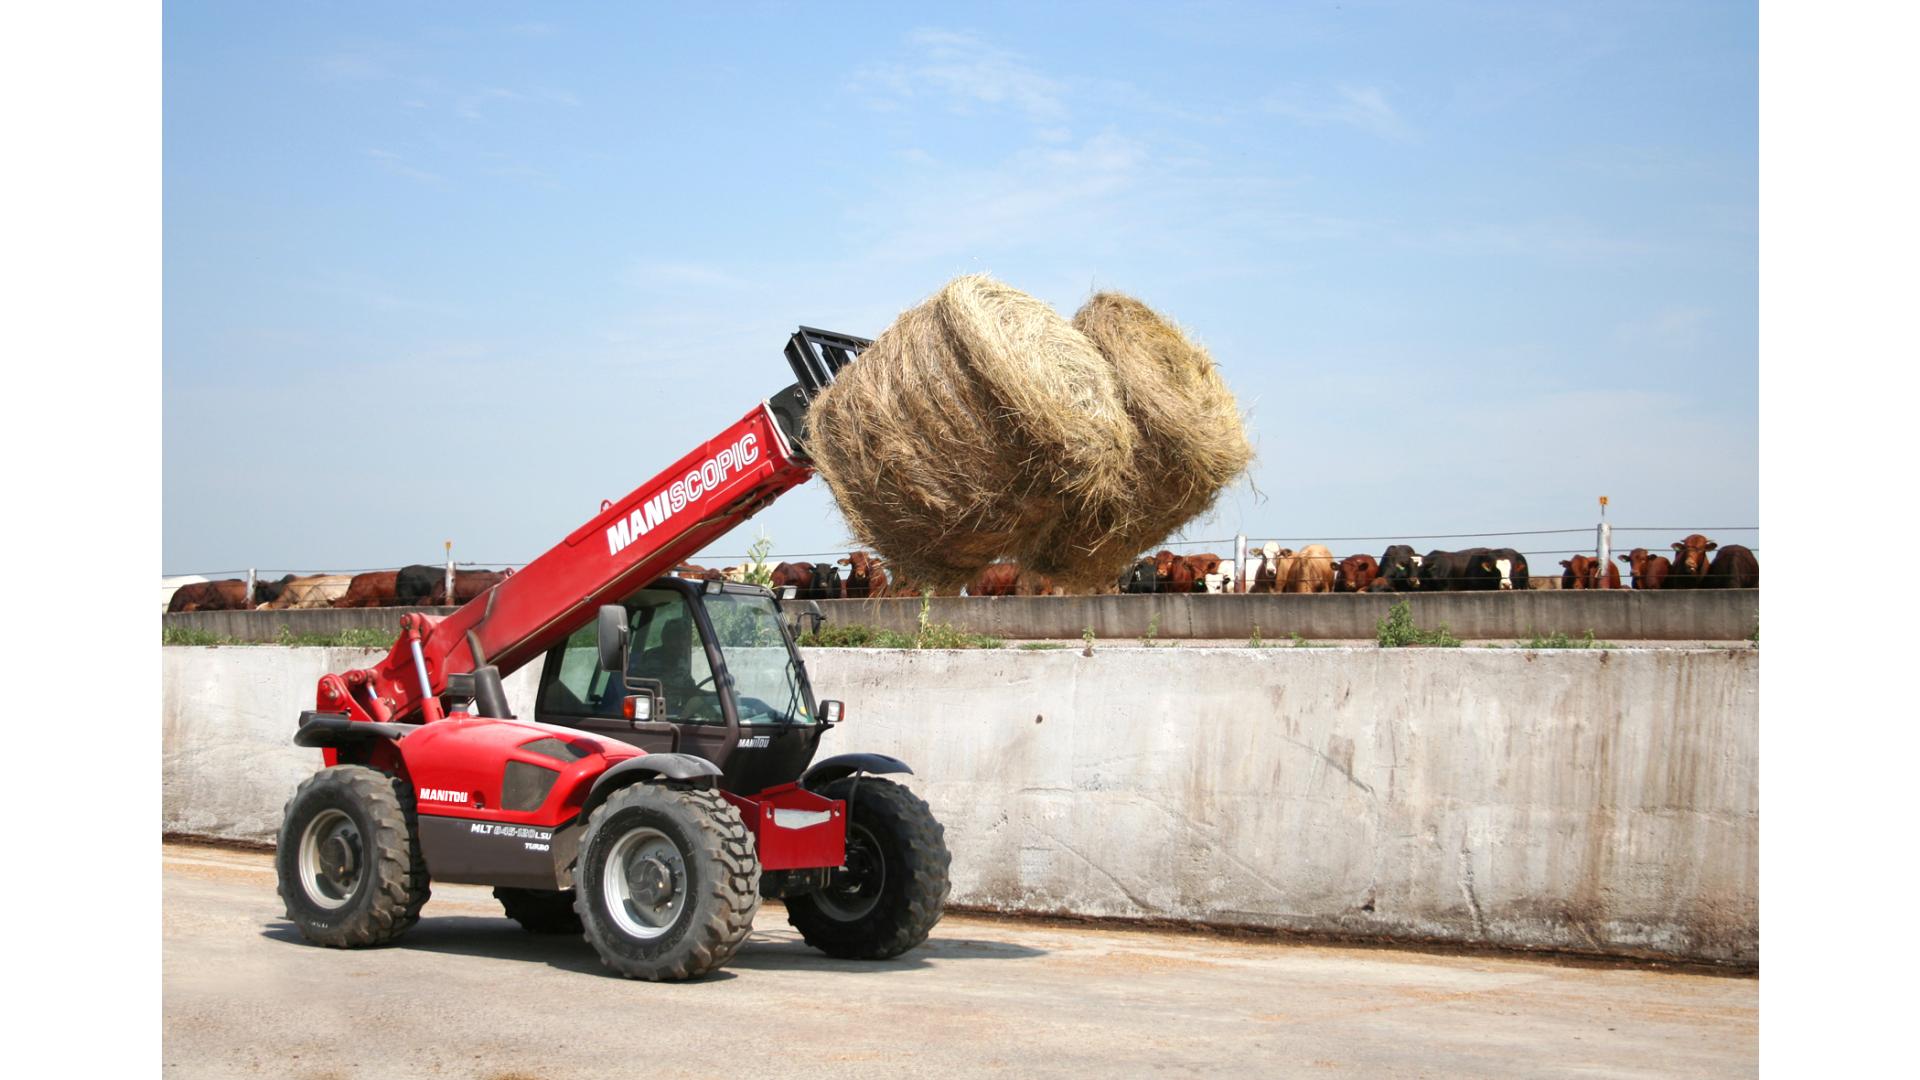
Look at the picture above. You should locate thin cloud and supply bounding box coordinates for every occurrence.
[854,29,1068,124]
[1264,83,1412,141]
[362,148,442,186]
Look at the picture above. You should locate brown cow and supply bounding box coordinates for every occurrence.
[334,571,401,608]
[1559,555,1621,590]
[167,579,253,612]
[1617,549,1671,591]
[1153,550,1198,594]
[839,552,885,599]
[1285,545,1336,593]
[968,563,1053,597]
[428,569,510,605]
[1335,554,1380,593]
[1705,544,1759,589]
[1666,534,1717,588]
[769,562,816,595]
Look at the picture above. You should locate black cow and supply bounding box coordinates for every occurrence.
[1379,545,1424,591]
[1119,559,1159,594]
[1421,548,1489,592]
[1704,545,1759,589]
[395,564,442,605]
[1464,548,1530,591]
[807,562,843,600]
[252,574,298,606]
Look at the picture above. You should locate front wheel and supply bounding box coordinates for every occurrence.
[275,765,430,948]
[572,784,760,980]
[785,776,950,959]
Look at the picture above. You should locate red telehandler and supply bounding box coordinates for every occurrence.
[275,329,951,980]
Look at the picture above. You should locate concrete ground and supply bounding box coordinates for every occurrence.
[164,842,1756,1079]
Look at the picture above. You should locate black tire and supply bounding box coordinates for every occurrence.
[494,887,583,934]
[276,765,430,948]
[785,776,950,960]
[571,784,759,981]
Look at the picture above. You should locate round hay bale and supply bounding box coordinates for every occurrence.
[806,274,1136,590]
[1020,292,1253,590]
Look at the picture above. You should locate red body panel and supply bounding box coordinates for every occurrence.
[723,784,849,871]
[396,715,639,828]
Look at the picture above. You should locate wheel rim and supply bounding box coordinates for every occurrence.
[602,826,687,940]
[297,809,363,910]
[814,822,885,922]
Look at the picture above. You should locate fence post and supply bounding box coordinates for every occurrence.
[1234,534,1248,594]
[1596,496,1612,589]
[444,541,454,607]
[245,568,256,606]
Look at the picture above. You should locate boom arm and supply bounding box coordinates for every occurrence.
[317,328,868,726]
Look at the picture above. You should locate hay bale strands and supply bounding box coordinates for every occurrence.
[807,275,1249,592]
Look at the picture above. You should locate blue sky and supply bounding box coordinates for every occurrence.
[163,1,1757,576]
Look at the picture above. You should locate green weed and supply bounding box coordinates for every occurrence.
[1375,600,1461,648]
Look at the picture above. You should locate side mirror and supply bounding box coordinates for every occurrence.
[818,699,844,725]
[597,604,629,675]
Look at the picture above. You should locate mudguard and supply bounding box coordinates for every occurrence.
[801,752,913,790]
[584,753,725,812]
[293,711,412,749]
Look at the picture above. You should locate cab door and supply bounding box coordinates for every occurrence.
[532,583,731,762]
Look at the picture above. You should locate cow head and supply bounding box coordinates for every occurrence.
[1671,534,1717,578]
[1619,548,1649,580]
[1489,555,1514,589]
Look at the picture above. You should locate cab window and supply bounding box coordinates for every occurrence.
[542,587,720,723]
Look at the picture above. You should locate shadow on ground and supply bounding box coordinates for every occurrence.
[260,915,1045,981]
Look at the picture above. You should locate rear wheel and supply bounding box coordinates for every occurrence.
[275,765,430,947]
[572,784,759,980]
[494,887,582,934]
[785,777,950,959]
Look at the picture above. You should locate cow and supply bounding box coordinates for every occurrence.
[1559,554,1620,590]
[1152,550,1198,594]
[769,562,816,596]
[1379,545,1424,591]
[250,574,297,607]
[394,564,442,605]
[428,569,510,606]
[808,562,844,600]
[1284,545,1337,593]
[1666,534,1717,588]
[1186,552,1225,577]
[1421,549,1480,592]
[1119,559,1158,594]
[1617,548,1671,591]
[1252,544,1293,594]
[334,571,401,608]
[265,574,355,610]
[167,578,254,612]
[1364,576,1395,593]
[1464,548,1530,591]
[838,552,885,599]
[969,563,1022,597]
[1705,544,1759,589]
[1335,554,1380,593]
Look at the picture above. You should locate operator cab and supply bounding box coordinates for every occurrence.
[531,577,836,794]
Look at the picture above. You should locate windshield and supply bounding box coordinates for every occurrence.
[704,591,812,725]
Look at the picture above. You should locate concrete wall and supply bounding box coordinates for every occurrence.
[164,589,1759,643]
[161,645,1757,964]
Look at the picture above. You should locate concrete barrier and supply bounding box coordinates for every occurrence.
[162,644,1756,964]
[164,589,1759,643]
